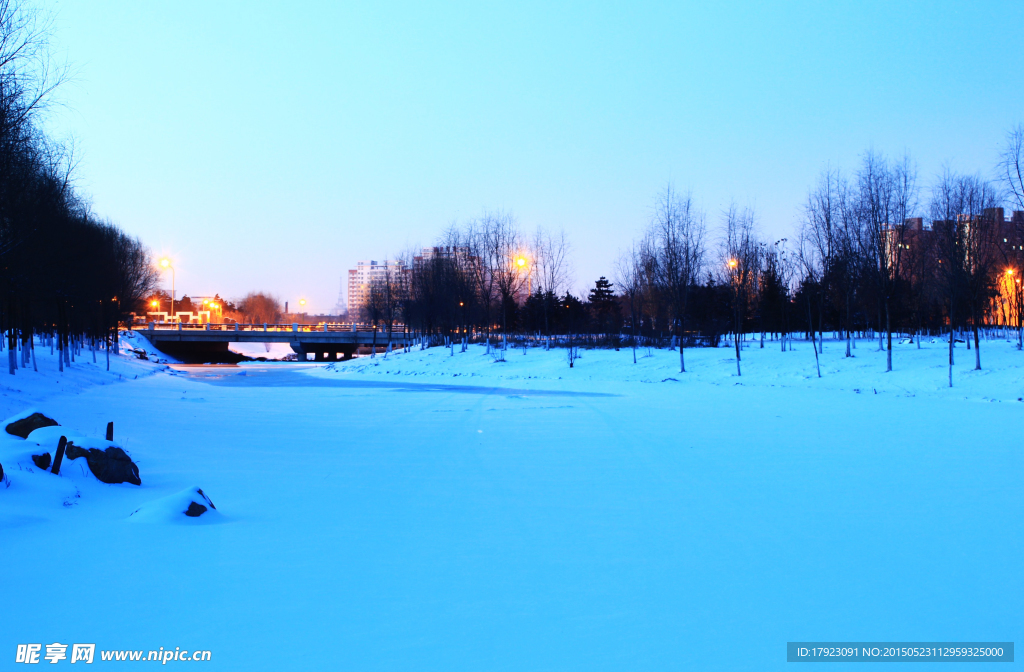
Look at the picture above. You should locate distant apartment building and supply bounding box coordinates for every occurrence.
[412,245,477,270]
[347,260,408,316]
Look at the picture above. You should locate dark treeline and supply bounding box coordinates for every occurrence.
[0,0,156,374]
[368,144,1024,379]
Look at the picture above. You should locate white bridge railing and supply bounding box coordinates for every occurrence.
[142,322,409,334]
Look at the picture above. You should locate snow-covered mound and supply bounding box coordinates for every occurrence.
[122,330,181,364]
[129,486,222,524]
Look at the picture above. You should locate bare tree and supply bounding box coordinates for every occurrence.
[931,171,998,383]
[532,226,571,349]
[723,204,758,376]
[796,225,823,378]
[999,125,1024,349]
[238,292,283,324]
[651,185,705,373]
[615,241,648,364]
[479,211,525,354]
[378,262,406,357]
[463,216,499,353]
[803,167,842,353]
[1001,124,1024,213]
[858,151,919,372]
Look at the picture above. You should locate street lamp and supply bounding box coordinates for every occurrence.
[515,256,531,295]
[159,258,175,321]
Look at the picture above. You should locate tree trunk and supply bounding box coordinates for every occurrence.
[972,309,981,370]
[631,313,637,364]
[807,296,821,378]
[885,300,892,372]
[948,302,955,388]
[678,315,686,373]
[845,293,852,357]
[7,296,16,375]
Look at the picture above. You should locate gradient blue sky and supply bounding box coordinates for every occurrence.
[46,0,1024,312]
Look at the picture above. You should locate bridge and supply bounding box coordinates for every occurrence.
[138,323,413,362]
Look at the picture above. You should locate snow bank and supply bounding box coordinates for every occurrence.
[309,336,1024,403]
[0,331,166,421]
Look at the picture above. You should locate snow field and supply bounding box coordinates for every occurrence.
[0,334,1019,670]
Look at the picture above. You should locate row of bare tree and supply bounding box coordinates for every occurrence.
[361,211,572,356]
[0,0,157,374]
[619,144,1024,384]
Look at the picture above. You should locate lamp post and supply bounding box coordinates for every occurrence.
[159,258,175,322]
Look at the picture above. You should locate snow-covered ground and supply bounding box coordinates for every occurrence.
[1,335,1020,670]
[312,334,1024,403]
[0,332,166,421]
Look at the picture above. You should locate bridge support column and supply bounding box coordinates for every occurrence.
[290,342,308,361]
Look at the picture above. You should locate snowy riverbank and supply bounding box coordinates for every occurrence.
[311,335,1024,403]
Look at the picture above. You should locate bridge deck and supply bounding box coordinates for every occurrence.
[138,323,413,361]
[140,323,412,344]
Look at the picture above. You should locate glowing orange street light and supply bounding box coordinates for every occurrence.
[158,258,175,319]
[516,256,532,294]
[1007,268,1015,276]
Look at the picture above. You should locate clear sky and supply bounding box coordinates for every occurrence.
[44,0,1024,312]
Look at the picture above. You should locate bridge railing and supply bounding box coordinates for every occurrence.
[142,322,410,333]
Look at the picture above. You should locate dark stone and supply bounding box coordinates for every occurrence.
[31,453,51,470]
[0,461,4,481]
[184,501,208,517]
[64,443,140,485]
[65,442,89,461]
[6,413,58,439]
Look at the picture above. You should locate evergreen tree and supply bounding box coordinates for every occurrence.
[588,276,619,335]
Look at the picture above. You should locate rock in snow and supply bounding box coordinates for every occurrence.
[64,442,141,486]
[5,411,58,439]
[24,427,141,486]
[129,487,221,523]
[31,452,52,470]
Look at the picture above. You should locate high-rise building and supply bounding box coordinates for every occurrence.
[347,259,408,317]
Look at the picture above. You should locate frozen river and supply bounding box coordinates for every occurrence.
[2,346,1020,670]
